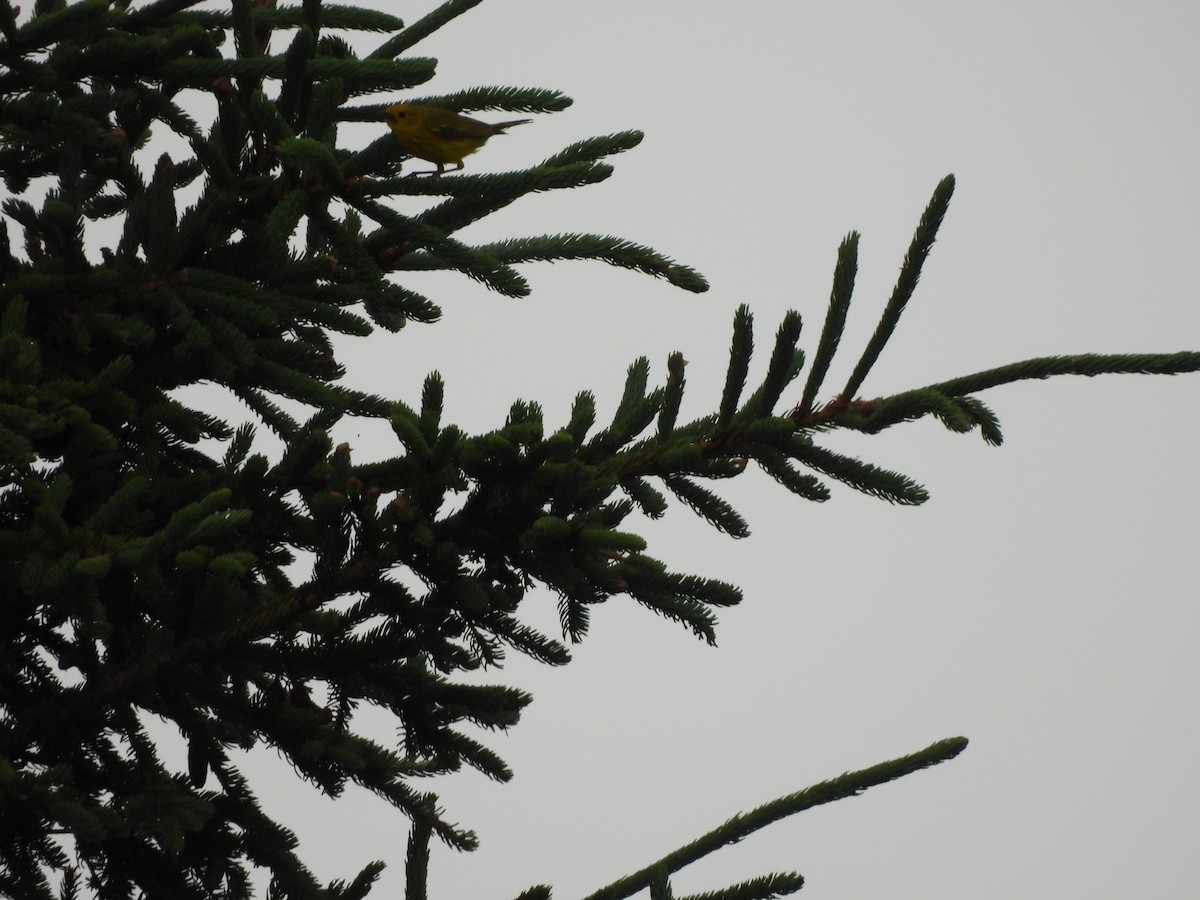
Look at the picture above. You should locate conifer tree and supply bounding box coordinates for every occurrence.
[1,1,1197,898]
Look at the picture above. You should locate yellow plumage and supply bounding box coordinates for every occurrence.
[384,103,531,176]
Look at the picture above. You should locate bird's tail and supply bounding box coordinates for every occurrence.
[492,119,533,133]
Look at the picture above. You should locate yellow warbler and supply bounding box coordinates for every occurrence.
[384,103,532,176]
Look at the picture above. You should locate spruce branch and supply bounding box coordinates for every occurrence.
[929,351,1200,396]
[169,3,406,33]
[5,0,119,54]
[479,233,709,293]
[540,131,645,168]
[841,174,956,399]
[367,0,486,59]
[404,820,432,900]
[839,354,1200,440]
[676,872,806,900]
[657,351,688,438]
[785,437,929,505]
[352,195,531,295]
[662,475,751,537]
[739,310,805,419]
[580,737,968,900]
[797,231,857,417]
[719,304,755,426]
[750,446,830,502]
[401,163,615,239]
[399,85,574,115]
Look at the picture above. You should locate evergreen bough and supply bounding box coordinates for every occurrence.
[0,0,1196,897]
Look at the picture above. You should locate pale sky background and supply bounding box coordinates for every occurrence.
[54,1,1200,897]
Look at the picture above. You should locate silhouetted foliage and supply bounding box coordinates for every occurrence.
[3,1,1197,897]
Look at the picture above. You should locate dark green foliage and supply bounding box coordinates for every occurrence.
[840,174,955,400]
[3,0,1200,898]
[797,232,856,417]
[579,737,967,900]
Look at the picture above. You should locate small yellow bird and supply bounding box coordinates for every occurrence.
[384,103,532,176]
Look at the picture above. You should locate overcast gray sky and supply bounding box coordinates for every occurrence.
[183,2,1200,897]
